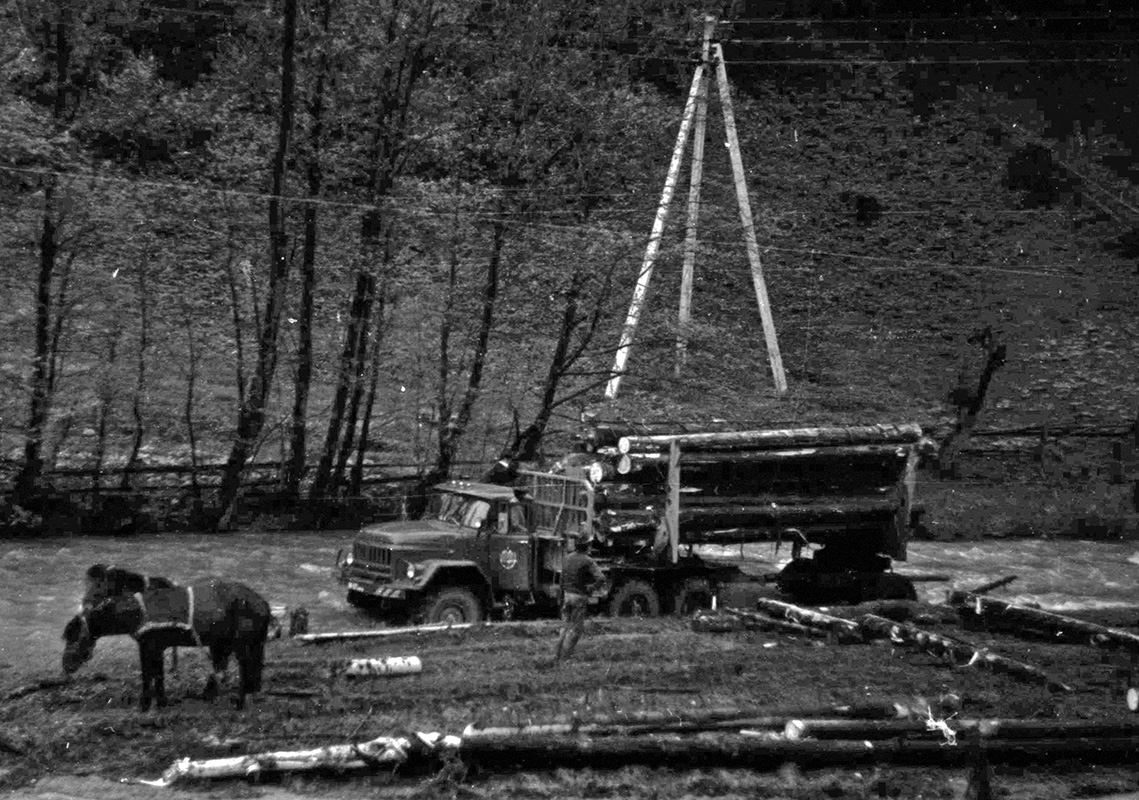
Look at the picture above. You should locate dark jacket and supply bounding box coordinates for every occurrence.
[562,551,605,598]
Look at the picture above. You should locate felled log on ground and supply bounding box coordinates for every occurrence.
[296,617,619,645]
[460,706,933,743]
[296,623,473,644]
[470,701,932,739]
[457,731,1139,769]
[754,598,864,641]
[969,575,1018,595]
[341,656,422,677]
[617,423,924,454]
[857,613,1072,692]
[136,732,460,786]
[789,718,1139,742]
[950,593,1139,652]
[691,610,746,633]
[719,607,831,639]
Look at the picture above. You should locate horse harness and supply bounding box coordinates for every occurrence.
[132,587,204,648]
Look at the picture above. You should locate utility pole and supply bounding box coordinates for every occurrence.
[606,25,788,400]
[713,42,787,395]
[676,16,716,375]
[605,62,707,400]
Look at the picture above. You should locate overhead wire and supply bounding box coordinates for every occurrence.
[2,159,1134,285]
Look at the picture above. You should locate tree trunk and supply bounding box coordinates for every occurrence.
[91,322,123,501]
[510,271,585,462]
[350,293,387,495]
[439,216,504,475]
[332,294,381,493]
[15,180,59,503]
[940,330,1008,476]
[223,242,247,410]
[282,0,331,501]
[212,0,298,529]
[122,249,150,488]
[310,271,375,501]
[182,317,202,499]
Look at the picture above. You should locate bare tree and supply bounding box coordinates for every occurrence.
[282,0,333,500]
[211,0,298,529]
[121,247,151,488]
[309,271,375,501]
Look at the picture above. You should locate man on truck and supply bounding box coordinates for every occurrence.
[554,531,607,662]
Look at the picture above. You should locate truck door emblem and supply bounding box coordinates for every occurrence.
[499,548,518,570]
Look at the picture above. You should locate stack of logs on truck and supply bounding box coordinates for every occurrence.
[560,422,935,604]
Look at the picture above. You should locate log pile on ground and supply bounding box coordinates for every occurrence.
[562,422,930,553]
[694,597,1072,691]
[951,592,1139,652]
[136,700,1139,785]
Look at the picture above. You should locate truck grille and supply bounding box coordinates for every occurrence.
[355,542,391,566]
[349,542,393,582]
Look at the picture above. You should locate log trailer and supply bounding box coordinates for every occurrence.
[335,423,933,624]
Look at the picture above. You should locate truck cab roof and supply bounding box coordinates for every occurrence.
[435,480,520,503]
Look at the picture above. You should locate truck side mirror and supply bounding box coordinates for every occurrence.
[497,513,509,534]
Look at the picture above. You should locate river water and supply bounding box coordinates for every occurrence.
[2,533,1138,682]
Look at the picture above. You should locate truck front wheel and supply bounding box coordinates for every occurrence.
[420,588,484,625]
[609,580,661,617]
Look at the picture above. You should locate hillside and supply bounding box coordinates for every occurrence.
[1,3,1136,536]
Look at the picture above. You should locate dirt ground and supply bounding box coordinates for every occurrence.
[5,600,1139,800]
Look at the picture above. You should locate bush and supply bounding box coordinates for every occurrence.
[0,497,44,536]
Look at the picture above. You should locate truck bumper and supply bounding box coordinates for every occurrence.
[347,581,407,600]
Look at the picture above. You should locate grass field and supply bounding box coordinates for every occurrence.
[5,601,1139,800]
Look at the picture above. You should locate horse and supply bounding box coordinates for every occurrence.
[82,563,183,671]
[82,563,176,610]
[62,579,271,711]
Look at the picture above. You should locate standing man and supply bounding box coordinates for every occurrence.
[554,532,606,662]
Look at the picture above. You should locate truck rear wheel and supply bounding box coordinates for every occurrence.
[673,578,714,615]
[421,588,484,625]
[609,580,660,617]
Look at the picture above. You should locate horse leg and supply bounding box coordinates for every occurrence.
[138,642,166,711]
[137,643,152,712]
[235,638,265,710]
[152,646,169,708]
[203,644,230,703]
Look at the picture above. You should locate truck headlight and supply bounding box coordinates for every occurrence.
[406,562,418,580]
[344,553,354,566]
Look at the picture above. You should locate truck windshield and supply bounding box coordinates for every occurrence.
[436,494,491,530]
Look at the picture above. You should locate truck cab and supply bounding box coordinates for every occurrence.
[336,480,568,624]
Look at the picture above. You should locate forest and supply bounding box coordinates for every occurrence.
[2,0,1137,534]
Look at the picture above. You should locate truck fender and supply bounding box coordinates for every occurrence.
[414,560,493,601]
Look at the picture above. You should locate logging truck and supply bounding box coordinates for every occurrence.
[335,423,932,622]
